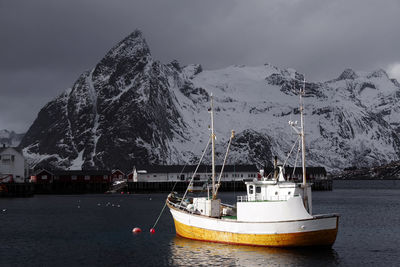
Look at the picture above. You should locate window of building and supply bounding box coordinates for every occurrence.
[118,174,123,179]
[256,186,261,193]
[84,175,90,180]
[249,185,254,194]
[153,175,157,177]
[103,175,108,180]
[72,175,77,180]
[42,175,48,180]
[1,154,11,164]
[180,174,185,181]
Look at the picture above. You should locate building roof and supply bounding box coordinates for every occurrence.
[135,164,258,174]
[264,166,327,176]
[33,169,54,176]
[112,169,125,175]
[0,146,23,155]
[52,170,111,176]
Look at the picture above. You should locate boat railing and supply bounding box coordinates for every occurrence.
[237,194,291,202]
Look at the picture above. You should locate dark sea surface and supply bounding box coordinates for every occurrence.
[1,180,400,266]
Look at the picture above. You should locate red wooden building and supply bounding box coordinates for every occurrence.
[111,169,125,182]
[31,169,111,183]
[31,169,54,184]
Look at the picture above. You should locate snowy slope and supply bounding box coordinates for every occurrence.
[20,30,400,172]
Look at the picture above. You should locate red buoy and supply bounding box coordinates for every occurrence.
[132,227,142,233]
[121,191,124,194]
[150,228,155,234]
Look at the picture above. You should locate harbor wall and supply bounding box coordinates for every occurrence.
[0,179,332,197]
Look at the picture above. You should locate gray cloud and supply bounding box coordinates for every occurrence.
[1,0,399,132]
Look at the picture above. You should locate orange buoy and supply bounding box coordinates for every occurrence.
[132,227,142,233]
[150,228,155,234]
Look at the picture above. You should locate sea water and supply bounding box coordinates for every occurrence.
[1,180,400,266]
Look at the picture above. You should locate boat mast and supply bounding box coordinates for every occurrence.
[210,94,216,198]
[300,79,307,186]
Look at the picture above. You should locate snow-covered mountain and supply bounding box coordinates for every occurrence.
[0,130,24,147]
[20,30,400,172]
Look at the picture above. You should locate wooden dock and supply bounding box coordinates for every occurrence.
[34,182,111,194]
[0,183,34,197]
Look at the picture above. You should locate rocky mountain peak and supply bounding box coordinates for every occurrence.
[366,68,389,79]
[108,29,150,59]
[93,29,151,79]
[337,68,358,80]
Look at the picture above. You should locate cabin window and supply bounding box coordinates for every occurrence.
[103,175,108,180]
[241,174,243,178]
[118,174,123,179]
[194,174,200,181]
[275,191,278,195]
[249,185,254,194]
[84,175,90,180]
[256,186,261,193]
[42,175,48,180]
[153,175,157,177]
[180,174,185,180]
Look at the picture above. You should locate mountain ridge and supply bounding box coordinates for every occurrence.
[20,30,400,172]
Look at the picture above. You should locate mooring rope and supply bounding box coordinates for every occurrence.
[150,134,207,231]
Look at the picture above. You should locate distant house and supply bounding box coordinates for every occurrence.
[0,145,28,183]
[111,169,125,182]
[31,169,54,184]
[127,168,137,182]
[132,165,258,182]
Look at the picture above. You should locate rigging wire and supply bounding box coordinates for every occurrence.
[292,138,301,180]
[179,136,211,207]
[215,130,235,198]
[282,135,300,169]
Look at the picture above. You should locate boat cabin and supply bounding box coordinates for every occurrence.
[236,167,313,222]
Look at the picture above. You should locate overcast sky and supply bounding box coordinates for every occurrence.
[1,0,400,133]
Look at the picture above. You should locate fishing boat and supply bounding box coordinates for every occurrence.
[166,84,339,247]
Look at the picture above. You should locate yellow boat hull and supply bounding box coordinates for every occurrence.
[173,218,338,247]
[168,201,339,247]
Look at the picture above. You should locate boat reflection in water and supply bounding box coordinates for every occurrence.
[169,236,340,266]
